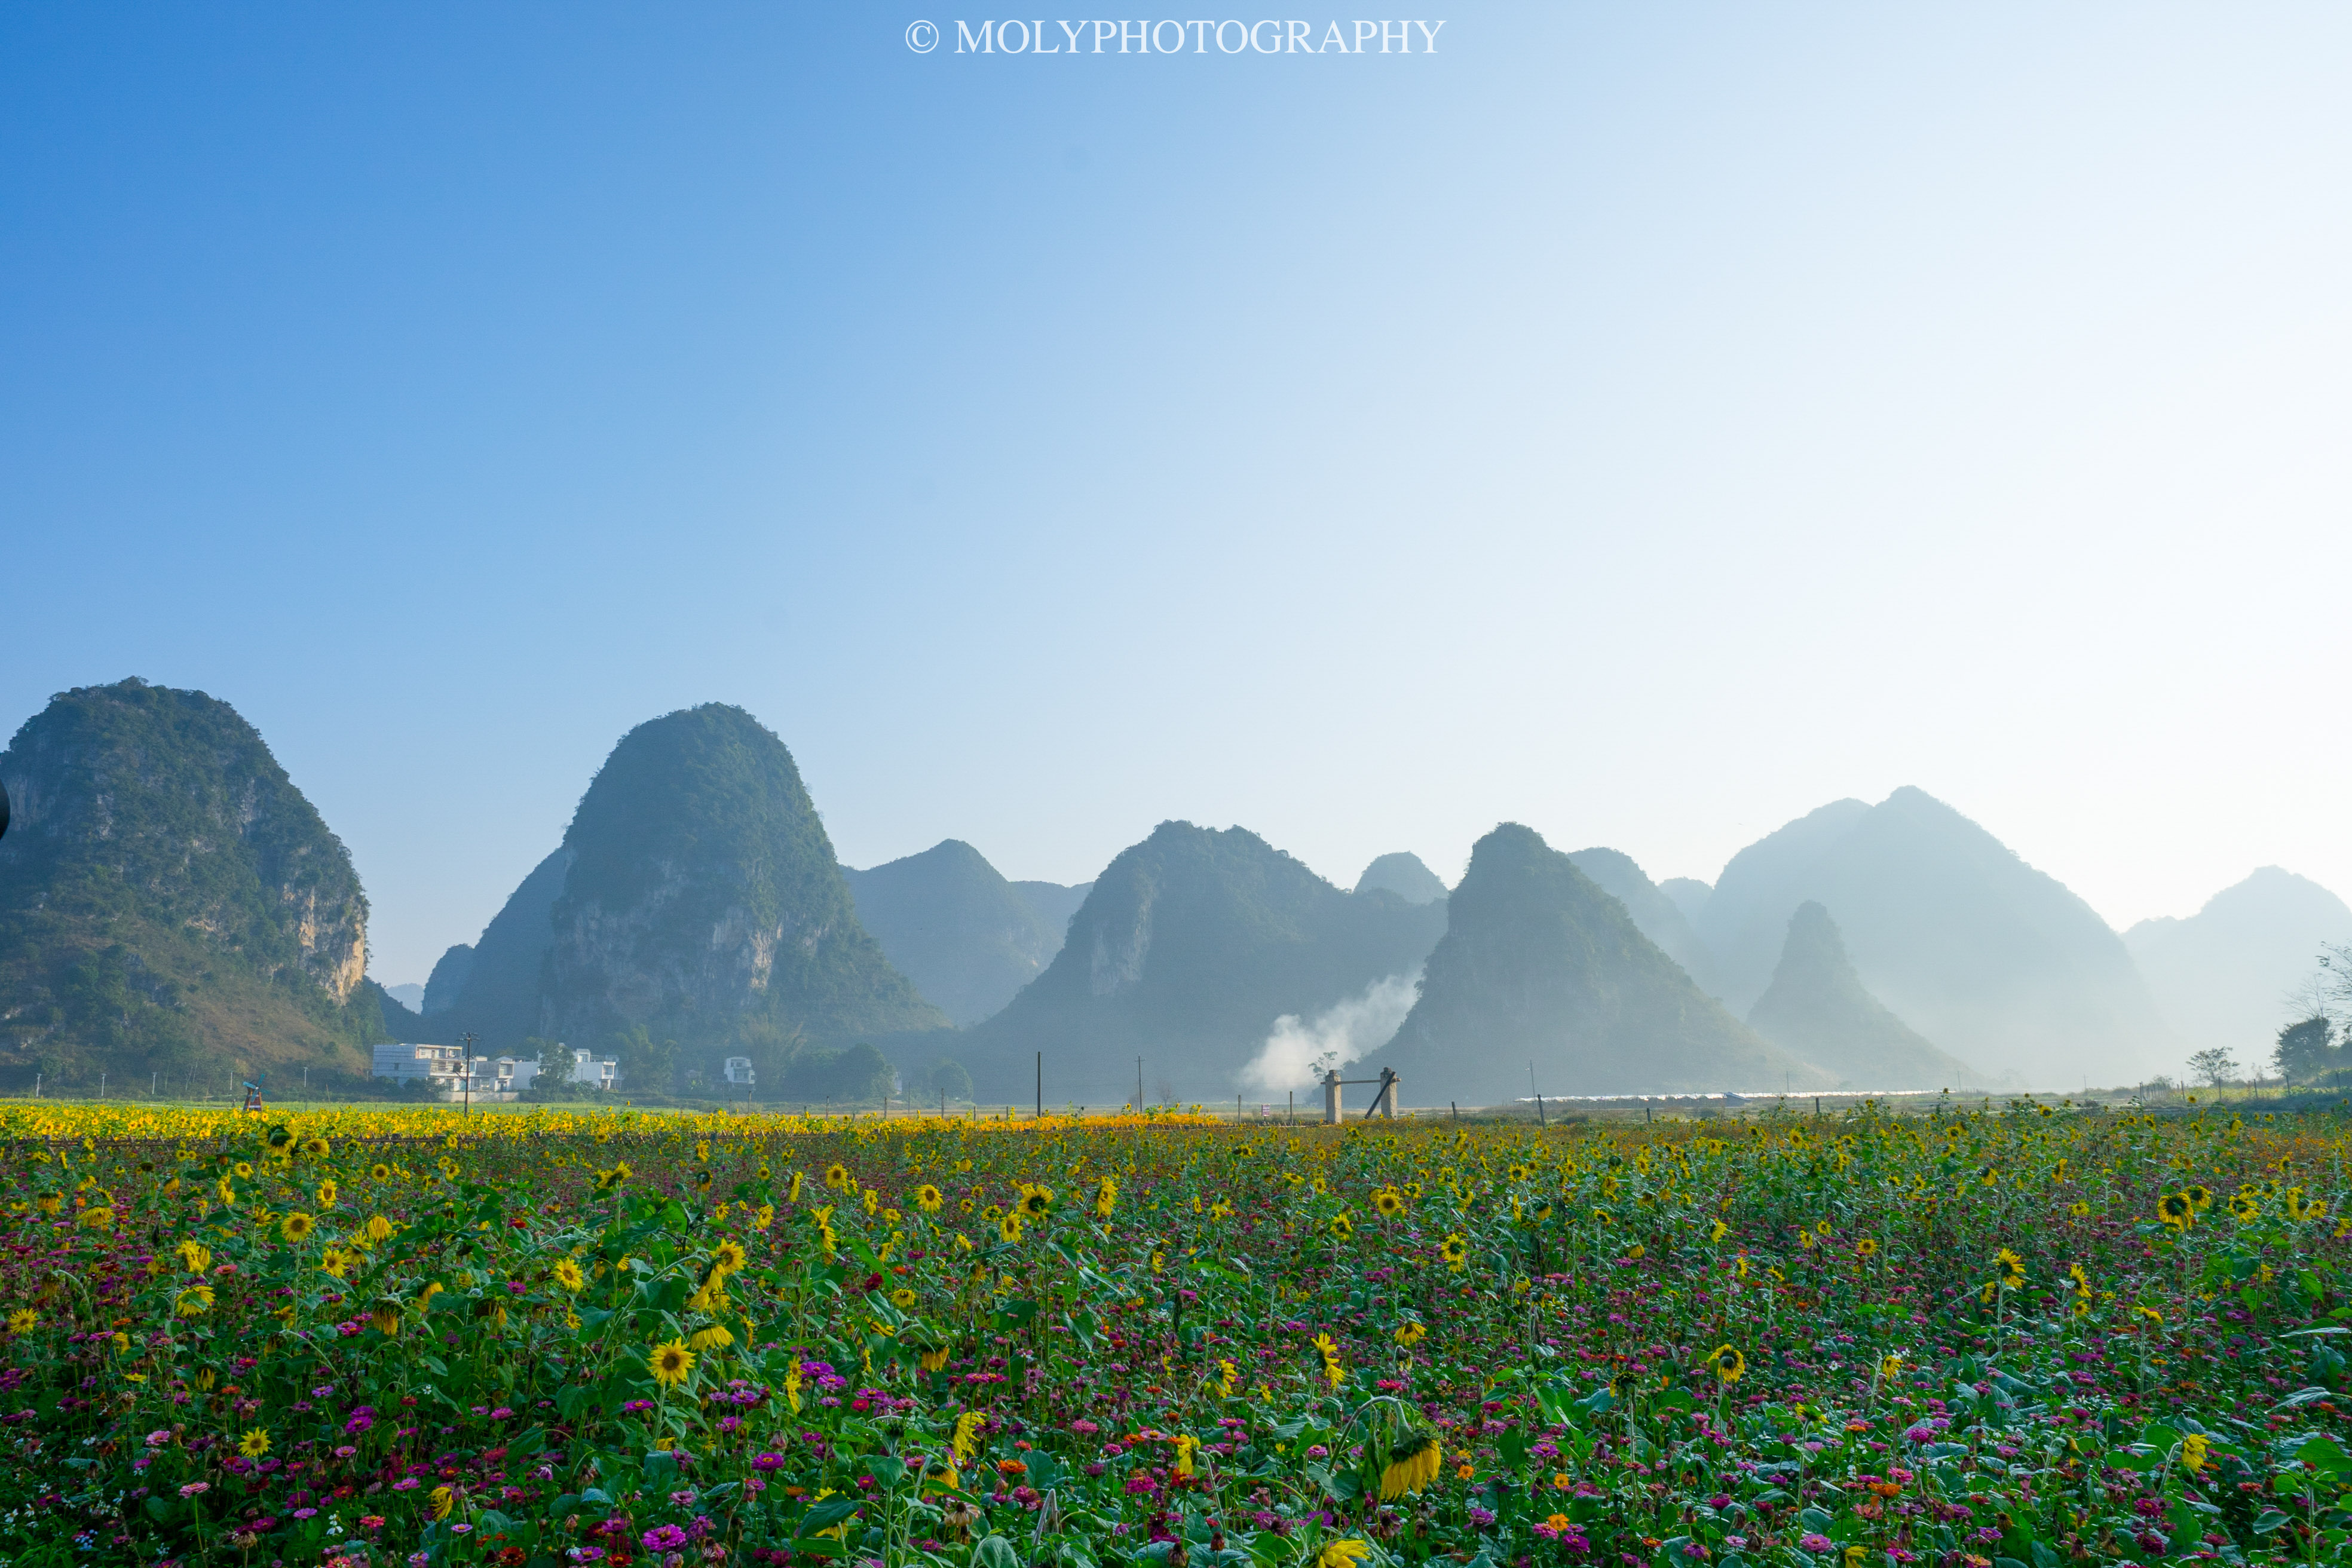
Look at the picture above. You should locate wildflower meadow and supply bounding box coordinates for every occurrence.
[5,1099,2352,1568]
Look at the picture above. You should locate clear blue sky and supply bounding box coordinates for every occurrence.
[5,3,2350,985]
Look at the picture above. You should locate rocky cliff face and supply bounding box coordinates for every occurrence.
[534,705,946,1074]
[0,678,385,1080]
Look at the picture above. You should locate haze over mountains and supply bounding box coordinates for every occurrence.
[1,677,2339,1101]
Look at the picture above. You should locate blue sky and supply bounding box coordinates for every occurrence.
[5,2,2350,985]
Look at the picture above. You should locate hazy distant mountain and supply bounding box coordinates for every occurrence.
[537,705,947,1084]
[421,942,474,1015]
[384,982,427,1012]
[429,847,574,1051]
[1569,847,1722,997]
[960,822,1448,1105]
[1660,878,1713,927]
[1355,852,1448,905]
[844,840,1062,1025]
[1010,880,1091,941]
[2126,868,2352,1061]
[0,678,393,1085]
[1747,902,1983,1090]
[1359,823,1830,1104]
[1697,788,2170,1086]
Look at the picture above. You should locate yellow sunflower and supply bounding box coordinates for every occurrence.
[647,1337,697,1387]
[916,1184,944,1212]
[1710,1344,1745,1383]
[281,1212,316,1243]
[553,1258,586,1293]
[1440,1233,1469,1270]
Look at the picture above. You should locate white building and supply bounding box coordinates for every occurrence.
[724,1056,755,1088]
[372,1042,468,1089]
[371,1043,544,1101]
[563,1047,620,1091]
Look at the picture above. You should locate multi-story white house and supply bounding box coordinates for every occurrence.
[371,1042,470,1090]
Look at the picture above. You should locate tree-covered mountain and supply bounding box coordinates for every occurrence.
[843,840,1064,1026]
[1010,879,1092,938]
[0,678,394,1087]
[1357,824,1829,1104]
[1696,789,2171,1087]
[535,705,947,1088]
[1745,902,1983,1090]
[958,822,1448,1105]
[1568,847,1722,997]
[1659,878,1713,929]
[2125,868,2352,1062]
[1355,853,1448,905]
[421,847,573,1051]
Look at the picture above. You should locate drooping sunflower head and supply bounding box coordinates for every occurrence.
[1711,1345,1744,1383]
[1021,1189,1051,1217]
[1330,1213,1354,1239]
[687,1324,733,1352]
[918,1345,951,1373]
[2185,1184,2213,1210]
[2158,1192,2193,1227]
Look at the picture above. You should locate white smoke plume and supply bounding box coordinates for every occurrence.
[1238,969,1420,1098]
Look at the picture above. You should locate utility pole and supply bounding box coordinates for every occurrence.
[461,1031,477,1116]
[99,1072,106,1100]
[1138,1058,1143,1110]
[1035,1051,1042,1120]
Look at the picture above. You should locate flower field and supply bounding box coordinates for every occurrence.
[6,1100,2352,1568]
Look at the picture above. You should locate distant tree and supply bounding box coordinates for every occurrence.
[2274,1015,2340,1083]
[918,1057,974,1104]
[2185,1048,2237,1088]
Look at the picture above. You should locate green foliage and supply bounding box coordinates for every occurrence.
[2276,1014,2341,1083]
[780,1042,895,1104]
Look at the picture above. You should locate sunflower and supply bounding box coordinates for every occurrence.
[365,1214,394,1244]
[1312,1332,1346,1389]
[1710,1345,1744,1383]
[916,1184,944,1212]
[694,1170,714,1193]
[428,1485,455,1520]
[233,1162,254,1179]
[1374,1190,1405,1218]
[2180,1433,2212,1474]
[1330,1213,1354,1240]
[712,1239,749,1275]
[1309,1176,1328,1195]
[1440,1233,1469,1270]
[371,1305,401,1337]
[179,1241,211,1274]
[825,1163,852,1191]
[1395,1321,1427,1346]
[301,1137,330,1158]
[919,1345,952,1373]
[1378,1434,1443,1499]
[2228,1193,2262,1223]
[2185,1184,2213,1211]
[2157,1192,2194,1229]
[687,1324,733,1352]
[979,1204,1003,1223]
[1019,1186,1053,1217]
[647,1337,697,1387]
[1313,1540,1371,1568]
[369,1162,393,1182]
[998,1213,1024,1245]
[5,1309,36,1336]
[1854,1238,1878,1258]
[553,1258,586,1293]
[1878,1352,1903,1381]
[174,1285,215,1317]
[75,1206,115,1230]
[279,1211,315,1243]
[1095,1177,1118,1218]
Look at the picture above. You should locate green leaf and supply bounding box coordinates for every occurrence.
[2302,1437,2352,1474]
[2255,1509,2293,1534]
[974,1535,1024,1568]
